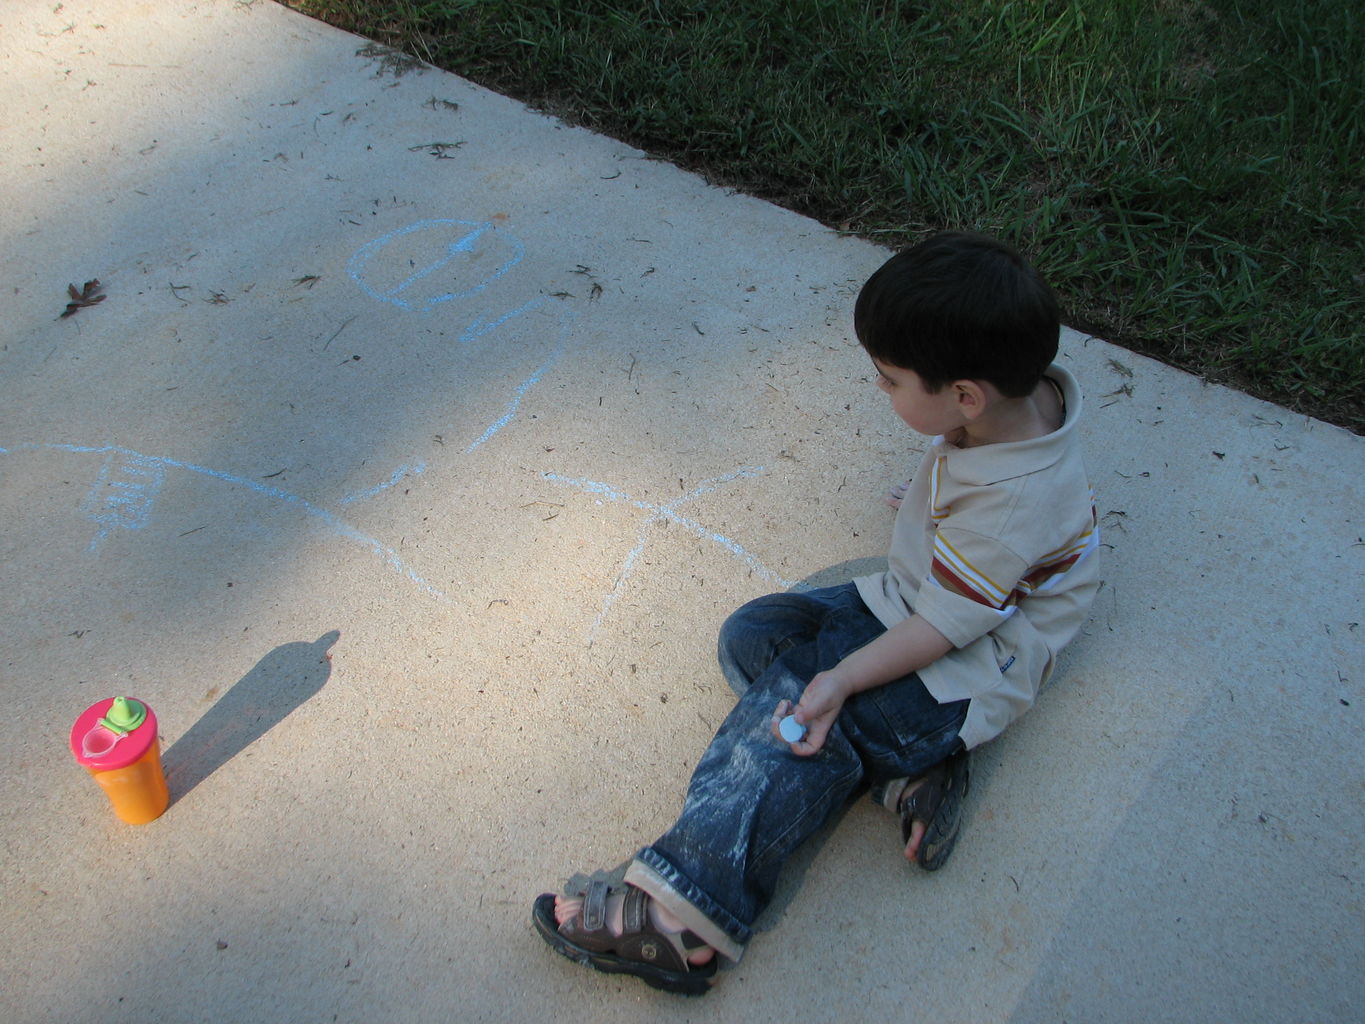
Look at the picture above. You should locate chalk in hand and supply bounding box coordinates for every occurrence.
[778,714,807,743]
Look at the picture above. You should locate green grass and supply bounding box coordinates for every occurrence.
[283,0,1364,431]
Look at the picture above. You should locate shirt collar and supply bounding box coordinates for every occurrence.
[929,363,1082,485]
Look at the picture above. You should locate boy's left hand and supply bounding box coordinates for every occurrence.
[771,670,849,755]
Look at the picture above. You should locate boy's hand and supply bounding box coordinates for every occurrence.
[771,670,849,755]
[771,616,952,754]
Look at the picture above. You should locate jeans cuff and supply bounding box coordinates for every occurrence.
[626,852,750,962]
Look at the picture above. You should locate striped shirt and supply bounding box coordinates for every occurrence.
[856,364,1102,748]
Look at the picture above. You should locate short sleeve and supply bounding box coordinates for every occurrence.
[912,527,1029,648]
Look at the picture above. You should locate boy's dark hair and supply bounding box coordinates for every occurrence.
[853,232,1060,398]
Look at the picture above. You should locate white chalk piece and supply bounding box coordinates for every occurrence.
[779,714,807,743]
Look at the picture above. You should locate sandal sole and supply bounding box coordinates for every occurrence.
[531,894,716,996]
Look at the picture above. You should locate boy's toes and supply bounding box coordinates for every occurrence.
[889,776,930,861]
[903,817,927,862]
[553,895,582,928]
[875,751,969,871]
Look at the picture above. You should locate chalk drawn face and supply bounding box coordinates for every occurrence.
[347,219,526,313]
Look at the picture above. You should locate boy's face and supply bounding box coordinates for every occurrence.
[871,358,968,437]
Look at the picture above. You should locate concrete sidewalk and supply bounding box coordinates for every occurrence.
[2,2,1360,1021]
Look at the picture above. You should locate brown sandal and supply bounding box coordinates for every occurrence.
[532,880,717,996]
[873,748,971,870]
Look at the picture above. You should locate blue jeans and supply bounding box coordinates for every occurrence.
[633,583,968,952]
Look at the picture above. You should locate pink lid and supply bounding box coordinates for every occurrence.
[70,697,158,771]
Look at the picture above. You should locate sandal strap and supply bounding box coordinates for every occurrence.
[582,878,611,932]
[565,882,708,971]
[621,883,648,934]
[625,886,706,951]
[899,760,950,822]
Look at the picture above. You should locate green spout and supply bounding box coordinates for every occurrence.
[99,697,147,735]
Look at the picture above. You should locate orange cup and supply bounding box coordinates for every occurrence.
[71,697,169,824]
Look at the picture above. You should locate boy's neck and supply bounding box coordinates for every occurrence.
[952,376,1063,448]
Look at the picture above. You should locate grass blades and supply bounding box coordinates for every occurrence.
[285,0,1364,430]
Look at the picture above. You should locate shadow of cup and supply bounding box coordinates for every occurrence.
[162,630,340,805]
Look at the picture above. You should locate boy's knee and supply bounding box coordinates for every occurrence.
[717,595,775,655]
[715,619,753,693]
[716,606,745,657]
[716,593,805,693]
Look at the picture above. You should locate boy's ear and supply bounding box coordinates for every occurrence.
[952,380,990,419]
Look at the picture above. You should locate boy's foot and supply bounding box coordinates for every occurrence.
[532,880,717,996]
[872,749,971,870]
[886,479,911,510]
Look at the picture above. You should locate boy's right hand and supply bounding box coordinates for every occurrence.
[771,670,849,755]
[773,616,951,755]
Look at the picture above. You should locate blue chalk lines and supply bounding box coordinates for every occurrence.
[347,219,525,313]
[3,444,791,618]
[543,468,801,637]
[3,443,447,601]
[2,220,787,618]
[465,303,576,454]
[1,219,575,605]
[340,462,426,504]
[346,216,793,622]
[81,450,165,551]
[348,218,572,452]
[457,297,546,344]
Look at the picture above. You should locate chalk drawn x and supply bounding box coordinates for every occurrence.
[543,468,803,639]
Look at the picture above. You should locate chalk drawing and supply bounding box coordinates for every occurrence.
[457,297,545,344]
[348,217,572,452]
[464,303,576,454]
[2,219,578,606]
[543,468,803,638]
[347,219,525,313]
[340,462,426,505]
[81,450,165,552]
[2,443,447,601]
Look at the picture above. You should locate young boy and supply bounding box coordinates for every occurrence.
[532,232,1101,995]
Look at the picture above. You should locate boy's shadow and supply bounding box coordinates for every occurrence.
[162,631,340,803]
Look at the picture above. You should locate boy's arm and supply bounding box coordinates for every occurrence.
[773,614,953,756]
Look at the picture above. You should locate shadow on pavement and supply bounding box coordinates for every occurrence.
[163,630,341,803]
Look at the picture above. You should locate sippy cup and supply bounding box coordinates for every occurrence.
[70,697,169,824]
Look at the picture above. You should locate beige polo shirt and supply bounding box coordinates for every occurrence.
[855,364,1101,749]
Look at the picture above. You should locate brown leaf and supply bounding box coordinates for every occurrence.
[60,279,105,318]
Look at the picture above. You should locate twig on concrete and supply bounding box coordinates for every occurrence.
[321,315,357,352]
